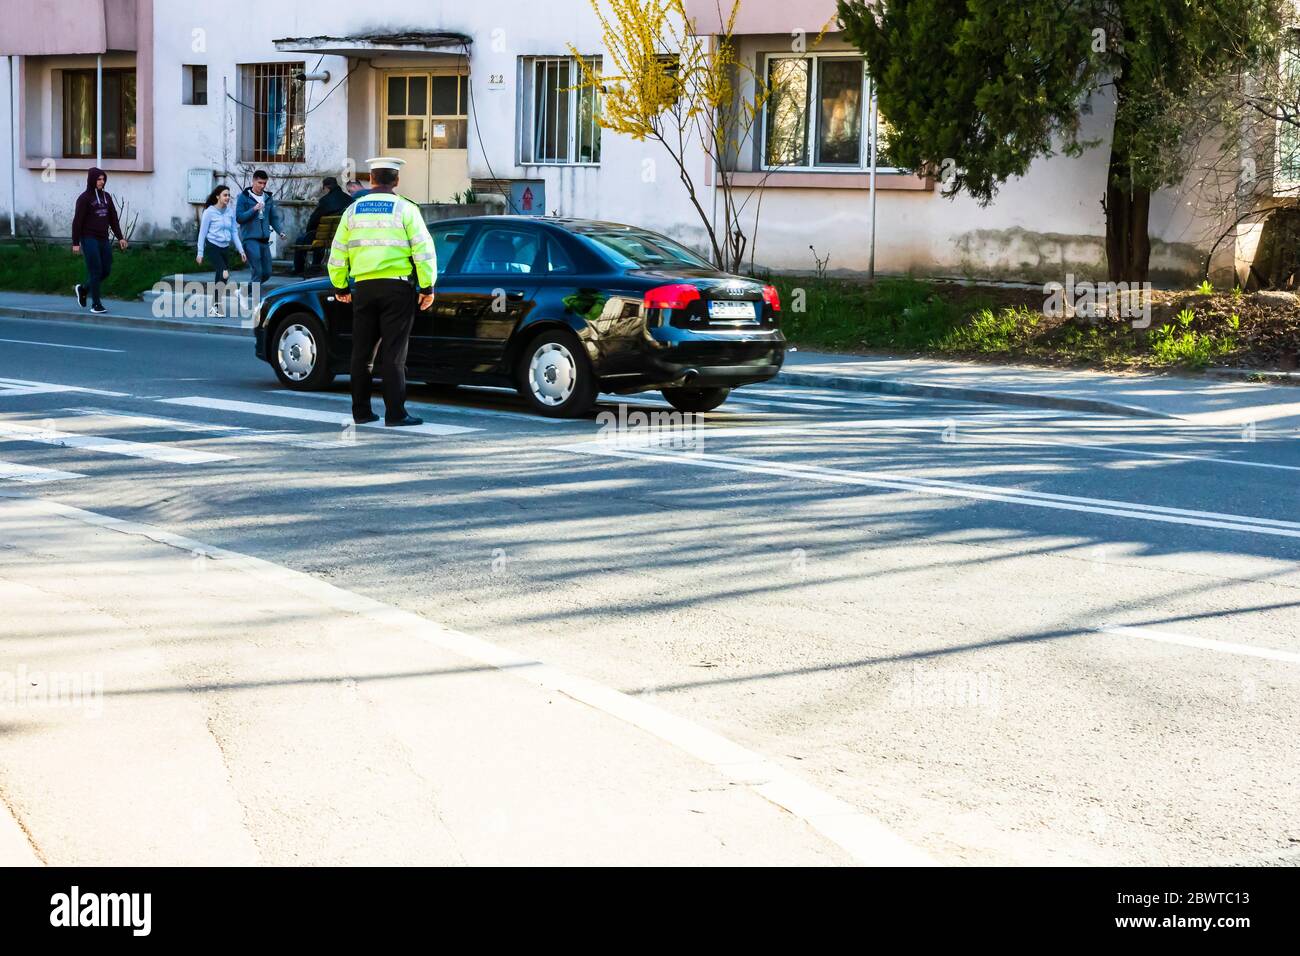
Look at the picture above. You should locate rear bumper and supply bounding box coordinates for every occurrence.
[605,326,786,391]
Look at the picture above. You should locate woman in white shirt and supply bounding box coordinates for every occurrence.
[197,185,247,316]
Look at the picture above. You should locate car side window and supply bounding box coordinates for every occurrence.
[546,237,576,274]
[461,227,541,275]
[429,225,468,276]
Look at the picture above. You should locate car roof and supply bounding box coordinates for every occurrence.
[426,215,652,233]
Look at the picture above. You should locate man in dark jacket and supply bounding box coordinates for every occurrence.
[292,176,352,276]
[71,167,128,314]
[235,170,286,285]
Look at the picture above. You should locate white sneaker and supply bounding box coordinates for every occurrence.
[209,306,225,318]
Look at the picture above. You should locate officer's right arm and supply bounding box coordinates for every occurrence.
[327,210,352,292]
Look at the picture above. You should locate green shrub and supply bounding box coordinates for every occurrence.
[0,241,200,298]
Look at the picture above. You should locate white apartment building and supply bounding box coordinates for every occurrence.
[0,0,1264,283]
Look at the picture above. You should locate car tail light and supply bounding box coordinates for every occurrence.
[762,285,781,312]
[643,284,701,310]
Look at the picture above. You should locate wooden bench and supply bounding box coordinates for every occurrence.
[290,214,343,276]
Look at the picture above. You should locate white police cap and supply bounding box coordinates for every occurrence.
[365,156,406,172]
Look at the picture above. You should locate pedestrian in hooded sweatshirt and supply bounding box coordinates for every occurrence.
[71,167,128,314]
[235,169,286,287]
[196,185,247,317]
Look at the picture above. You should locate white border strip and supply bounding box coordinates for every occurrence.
[3,496,934,867]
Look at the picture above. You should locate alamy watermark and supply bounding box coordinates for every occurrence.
[0,665,103,718]
[595,404,705,454]
[149,274,262,325]
[1043,274,1153,329]
[889,663,1000,716]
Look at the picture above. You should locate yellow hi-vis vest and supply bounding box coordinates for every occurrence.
[327,192,437,292]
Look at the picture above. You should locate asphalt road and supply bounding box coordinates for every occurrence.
[1,315,1298,865]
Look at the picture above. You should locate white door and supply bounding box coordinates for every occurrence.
[383,71,471,203]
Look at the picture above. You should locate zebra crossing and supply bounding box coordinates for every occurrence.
[0,376,974,486]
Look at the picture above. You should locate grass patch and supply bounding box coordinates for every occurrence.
[770,276,977,351]
[769,275,1262,371]
[0,241,199,299]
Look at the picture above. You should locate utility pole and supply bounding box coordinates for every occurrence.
[7,56,15,238]
[867,86,879,281]
[96,54,103,167]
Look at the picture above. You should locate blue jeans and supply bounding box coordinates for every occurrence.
[81,237,112,307]
[245,238,273,284]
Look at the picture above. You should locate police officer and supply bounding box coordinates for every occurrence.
[327,157,437,426]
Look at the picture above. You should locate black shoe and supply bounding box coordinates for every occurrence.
[353,412,380,425]
[385,415,423,427]
[75,284,88,308]
[90,304,108,314]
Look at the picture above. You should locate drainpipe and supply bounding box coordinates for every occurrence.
[867,85,879,281]
[7,56,15,238]
[96,54,103,168]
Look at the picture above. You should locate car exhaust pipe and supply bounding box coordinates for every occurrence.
[682,368,700,383]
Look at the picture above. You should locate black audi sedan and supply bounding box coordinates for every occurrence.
[253,217,786,417]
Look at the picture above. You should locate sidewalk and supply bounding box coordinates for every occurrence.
[0,290,247,336]
[0,496,925,866]
[782,350,1300,428]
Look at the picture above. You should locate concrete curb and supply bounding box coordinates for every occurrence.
[0,306,249,337]
[774,369,1174,419]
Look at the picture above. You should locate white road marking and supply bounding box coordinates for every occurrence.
[0,338,123,353]
[64,407,356,450]
[559,440,1300,539]
[4,496,934,867]
[610,412,1062,441]
[0,460,84,483]
[1098,624,1300,665]
[741,386,903,407]
[159,397,479,436]
[0,378,129,397]
[307,388,571,425]
[726,395,845,411]
[956,431,1300,474]
[0,420,234,464]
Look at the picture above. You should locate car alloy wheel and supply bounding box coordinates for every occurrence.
[528,341,578,407]
[277,323,318,383]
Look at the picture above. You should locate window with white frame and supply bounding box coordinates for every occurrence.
[762,53,894,171]
[1278,40,1300,186]
[519,56,602,164]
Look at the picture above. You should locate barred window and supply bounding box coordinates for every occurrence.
[238,62,305,163]
[519,56,601,165]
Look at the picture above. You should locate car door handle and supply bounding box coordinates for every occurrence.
[505,289,526,301]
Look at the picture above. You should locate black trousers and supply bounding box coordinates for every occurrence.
[350,279,415,421]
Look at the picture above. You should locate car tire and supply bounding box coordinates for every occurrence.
[517,329,597,418]
[270,314,334,390]
[661,386,731,413]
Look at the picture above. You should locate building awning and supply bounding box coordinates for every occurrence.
[0,0,139,55]
[273,32,472,58]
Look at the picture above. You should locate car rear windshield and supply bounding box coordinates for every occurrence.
[580,230,713,270]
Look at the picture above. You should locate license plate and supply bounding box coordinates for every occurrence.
[707,300,757,320]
